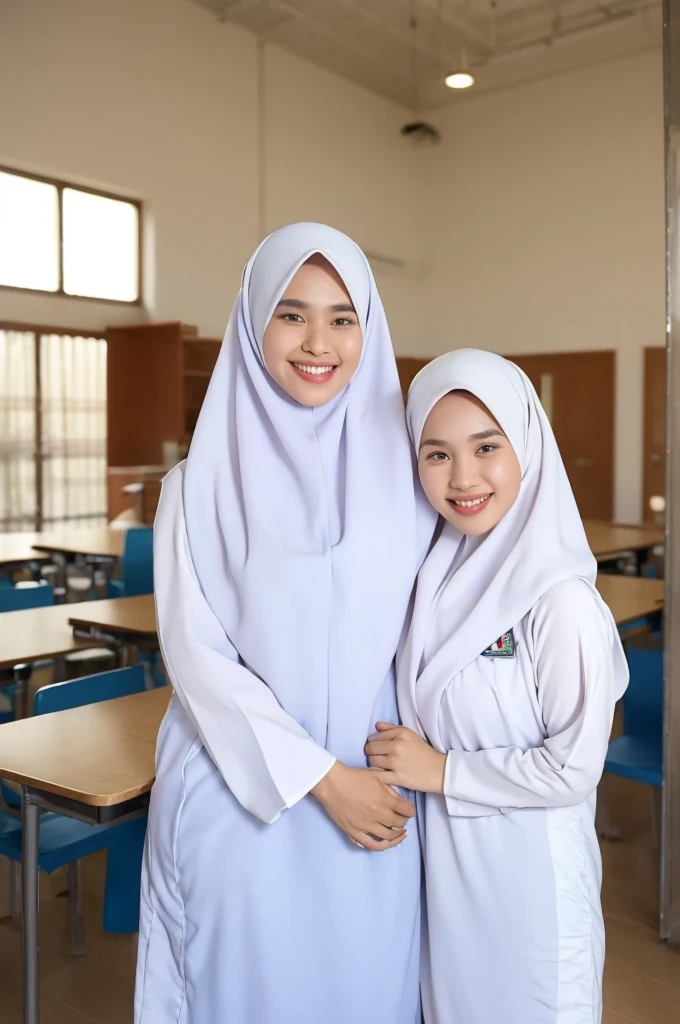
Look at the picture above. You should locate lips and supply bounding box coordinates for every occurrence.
[446,493,493,516]
[290,362,339,384]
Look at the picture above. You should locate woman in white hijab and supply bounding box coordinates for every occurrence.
[134,224,434,1023]
[366,349,628,1024]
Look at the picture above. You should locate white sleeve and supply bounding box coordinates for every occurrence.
[443,579,619,814]
[154,465,336,825]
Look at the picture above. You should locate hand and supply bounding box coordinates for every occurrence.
[365,722,446,795]
[311,761,416,852]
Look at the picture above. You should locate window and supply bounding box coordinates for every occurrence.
[0,167,141,303]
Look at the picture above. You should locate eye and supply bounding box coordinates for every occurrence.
[279,313,304,323]
[477,443,499,455]
[332,317,356,327]
[425,451,449,462]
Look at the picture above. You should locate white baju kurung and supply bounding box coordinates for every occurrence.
[419,578,616,1024]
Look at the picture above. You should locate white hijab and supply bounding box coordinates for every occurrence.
[183,223,435,764]
[398,349,628,742]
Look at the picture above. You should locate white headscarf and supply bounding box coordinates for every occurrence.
[183,223,435,764]
[398,349,628,742]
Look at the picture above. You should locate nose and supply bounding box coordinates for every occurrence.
[447,454,480,494]
[301,322,331,357]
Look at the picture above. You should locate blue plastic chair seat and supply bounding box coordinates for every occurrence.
[0,809,146,876]
[605,735,662,788]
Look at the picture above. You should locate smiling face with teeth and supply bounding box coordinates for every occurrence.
[417,390,522,536]
[262,254,363,407]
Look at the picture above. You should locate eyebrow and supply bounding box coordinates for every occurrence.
[419,427,504,450]
[275,298,356,313]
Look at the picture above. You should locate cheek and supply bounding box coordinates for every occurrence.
[419,466,446,508]
[336,330,363,372]
[490,457,521,506]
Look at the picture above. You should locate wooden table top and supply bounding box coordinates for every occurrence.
[0,595,157,670]
[584,521,664,559]
[0,533,49,568]
[0,687,170,805]
[68,594,156,637]
[596,574,665,626]
[32,528,125,560]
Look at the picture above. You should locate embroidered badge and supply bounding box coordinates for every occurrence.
[482,630,515,658]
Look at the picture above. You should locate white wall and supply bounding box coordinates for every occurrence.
[420,50,665,522]
[0,1,666,519]
[0,0,423,346]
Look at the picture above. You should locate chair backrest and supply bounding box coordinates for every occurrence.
[622,647,663,742]
[33,664,146,715]
[121,527,154,596]
[0,581,54,613]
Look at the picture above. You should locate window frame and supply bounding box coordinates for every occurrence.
[0,165,143,306]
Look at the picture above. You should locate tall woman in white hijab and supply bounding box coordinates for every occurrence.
[366,349,628,1024]
[134,224,435,1024]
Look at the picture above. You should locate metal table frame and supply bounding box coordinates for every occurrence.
[20,785,149,1024]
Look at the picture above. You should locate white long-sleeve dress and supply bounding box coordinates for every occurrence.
[417,578,618,1024]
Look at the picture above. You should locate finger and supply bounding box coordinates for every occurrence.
[381,810,412,828]
[366,754,393,770]
[375,721,399,731]
[365,740,395,756]
[363,823,406,842]
[367,729,401,744]
[390,793,417,818]
[365,830,408,852]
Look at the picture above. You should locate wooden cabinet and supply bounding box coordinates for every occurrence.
[106,322,221,518]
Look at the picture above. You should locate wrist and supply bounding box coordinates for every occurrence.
[430,752,447,794]
[311,760,343,802]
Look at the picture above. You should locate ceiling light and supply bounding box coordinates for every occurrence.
[445,71,474,90]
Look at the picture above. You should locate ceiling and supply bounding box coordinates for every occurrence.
[188,0,661,108]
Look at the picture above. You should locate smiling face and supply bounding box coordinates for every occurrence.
[417,390,522,536]
[262,254,363,407]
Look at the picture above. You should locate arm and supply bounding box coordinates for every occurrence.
[367,580,619,816]
[157,466,415,845]
[443,581,618,814]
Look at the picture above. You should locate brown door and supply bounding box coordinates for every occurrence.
[509,351,615,521]
[396,357,429,402]
[643,347,666,521]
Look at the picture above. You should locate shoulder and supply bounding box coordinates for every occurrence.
[161,460,186,495]
[528,578,610,648]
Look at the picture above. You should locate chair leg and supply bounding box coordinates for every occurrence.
[596,778,621,840]
[68,860,86,956]
[10,860,21,924]
[102,819,147,933]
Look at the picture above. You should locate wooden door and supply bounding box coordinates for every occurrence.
[643,347,666,521]
[396,357,429,402]
[509,351,615,521]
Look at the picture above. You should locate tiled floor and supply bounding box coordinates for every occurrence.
[0,783,678,1023]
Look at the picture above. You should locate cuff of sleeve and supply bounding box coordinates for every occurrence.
[282,752,337,813]
[443,750,503,818]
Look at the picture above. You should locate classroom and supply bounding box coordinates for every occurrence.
[0,0,677,1022]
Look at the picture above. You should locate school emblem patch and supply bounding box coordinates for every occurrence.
[481,630,515,658]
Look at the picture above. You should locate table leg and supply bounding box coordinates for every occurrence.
[21,790,40,1024]
[118,643,139,668]
[52,555,67,603]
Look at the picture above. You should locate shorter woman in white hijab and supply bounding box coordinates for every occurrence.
[365,349,628,1024]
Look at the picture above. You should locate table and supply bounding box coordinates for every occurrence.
[0,686,170,1024]
[0,595,156,672]
[31,529,126,599]
[596,573,665,627]
[585,520,664,572]
[0,534,49,574]
[68,594,157,664]
[31,529,124,562]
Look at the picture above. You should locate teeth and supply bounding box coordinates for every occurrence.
[453,495,491,508]
[293,363,336,376]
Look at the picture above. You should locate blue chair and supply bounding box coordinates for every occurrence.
[0,582,55,721]
[0,580,54,613]
[0,665,148,953]
[604,647,663,788]
[108,527,153,598]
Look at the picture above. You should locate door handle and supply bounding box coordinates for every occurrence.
[572,456,595,468]
[651,453,662,466]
